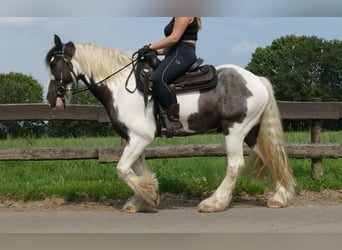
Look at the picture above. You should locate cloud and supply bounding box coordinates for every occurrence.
[230,40,258,55]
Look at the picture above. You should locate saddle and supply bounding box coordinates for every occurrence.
[135,51,217,107]
[170,58,217,93]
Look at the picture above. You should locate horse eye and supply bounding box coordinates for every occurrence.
[50,56,55,63]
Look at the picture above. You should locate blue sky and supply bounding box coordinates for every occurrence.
[2,17,342,93]
[1,1,342,93]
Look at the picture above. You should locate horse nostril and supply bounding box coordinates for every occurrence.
[47,98,56,108]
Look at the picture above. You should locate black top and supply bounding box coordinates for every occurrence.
[164,17,199,41]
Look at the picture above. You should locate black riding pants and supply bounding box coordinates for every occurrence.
[151,42,197,109]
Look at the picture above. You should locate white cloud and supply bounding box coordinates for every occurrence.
[230,40,258,55]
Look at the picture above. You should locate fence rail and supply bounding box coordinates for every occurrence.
[1,102,341,178]
[0,101,341,122]
[0,143,341,163]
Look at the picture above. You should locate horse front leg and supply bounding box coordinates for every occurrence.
[117,139,159,213]
[198,133,245,212]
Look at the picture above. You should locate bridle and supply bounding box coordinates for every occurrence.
[51,51,80,99]
[51,50,139,99]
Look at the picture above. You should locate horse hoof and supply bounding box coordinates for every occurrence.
[267,200,286,208]
[199,207,220,213]
[122,204,138,213]
[198,201,224,213]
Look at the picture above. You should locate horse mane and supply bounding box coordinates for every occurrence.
[73,43,133,83]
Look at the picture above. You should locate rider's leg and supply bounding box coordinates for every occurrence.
[151,43,196,131]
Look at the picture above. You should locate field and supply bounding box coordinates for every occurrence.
[0,132,341,202]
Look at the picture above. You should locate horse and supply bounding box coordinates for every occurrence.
[45,34,295,213]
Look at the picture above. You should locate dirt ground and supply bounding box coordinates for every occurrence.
[0,189,341,212]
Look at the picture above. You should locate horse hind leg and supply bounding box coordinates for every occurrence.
[248,146,294,208]
[254,76,296,208]
[245,122,295,208]
[260,147,295,208]
[198,132,245,213]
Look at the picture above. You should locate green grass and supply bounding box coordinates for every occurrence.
[0,132,341,201]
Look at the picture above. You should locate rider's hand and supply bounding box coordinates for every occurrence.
[137,45,152,59]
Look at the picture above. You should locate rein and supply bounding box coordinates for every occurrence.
[75,56,138,95]
[56,51,139,96]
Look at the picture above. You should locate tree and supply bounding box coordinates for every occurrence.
[0,72,45,139]
[246,35,342,130]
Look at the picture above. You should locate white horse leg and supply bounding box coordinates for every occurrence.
[255,76,295,207]
[248,146,293,208]
[267,182,293,208]
[198,133,245,213]
[117,138,159,213]
[122,153,159,212]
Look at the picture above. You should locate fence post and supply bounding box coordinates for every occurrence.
[311,98,323,179]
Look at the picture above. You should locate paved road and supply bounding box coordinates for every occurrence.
[1,205,341,233]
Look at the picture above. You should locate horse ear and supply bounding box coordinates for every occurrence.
[65,42,76,59]
[54,34,63,47]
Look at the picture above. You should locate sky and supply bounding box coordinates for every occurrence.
[1,1,342,94]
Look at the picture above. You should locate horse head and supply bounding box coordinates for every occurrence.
[45,34,77,109]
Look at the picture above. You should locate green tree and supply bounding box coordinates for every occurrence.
[46,84,115,137]
[0,72,45,139]
[246,35,342,130]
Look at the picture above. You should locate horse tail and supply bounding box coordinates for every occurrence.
[247,77,295,197]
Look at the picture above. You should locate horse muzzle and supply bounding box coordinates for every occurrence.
[55,97,65,109]
[47,96,65,110]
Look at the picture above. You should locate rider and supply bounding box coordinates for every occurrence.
[138,17,202,131]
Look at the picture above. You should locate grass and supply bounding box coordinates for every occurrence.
[0,131,341,201]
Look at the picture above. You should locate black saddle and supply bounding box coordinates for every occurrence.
[170,58,217,93]
[135,51,217,106]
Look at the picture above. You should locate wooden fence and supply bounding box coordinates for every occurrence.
[1,101,341,178]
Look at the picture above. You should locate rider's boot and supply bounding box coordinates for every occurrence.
[166,103,183,131]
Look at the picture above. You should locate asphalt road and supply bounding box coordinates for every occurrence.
[1,205,341,233]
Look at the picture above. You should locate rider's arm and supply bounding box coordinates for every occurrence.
[149,17,193,51]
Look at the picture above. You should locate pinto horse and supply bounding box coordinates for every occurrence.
[45,35,295,213]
